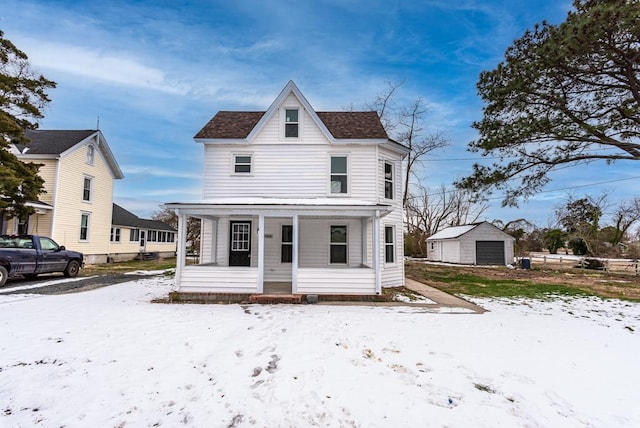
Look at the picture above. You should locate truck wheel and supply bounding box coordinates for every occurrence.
[63,260,80,278]
[0,266,8,287]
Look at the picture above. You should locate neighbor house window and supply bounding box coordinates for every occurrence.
[234,154,252,173]
[281,225,292,263]
[80,213,90,241]
[130,228,140,242]
[285,109,298,137]
[110,227,121,242]
[385,226,395,263]
[86,145,95,165]
[168,232,175,242]
[148,230,157,242]
[330,225,347,264]
[82,176,93,202]
[384,162,394,199]
[330,156,348,194]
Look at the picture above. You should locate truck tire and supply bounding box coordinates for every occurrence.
[0,266,8,287]
[63,260,80,278]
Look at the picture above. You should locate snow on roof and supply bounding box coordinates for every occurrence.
[427,224,478,240]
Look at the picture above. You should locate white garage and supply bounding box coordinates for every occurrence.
[426,222,515,265]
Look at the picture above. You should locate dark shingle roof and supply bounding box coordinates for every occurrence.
[17,130,97,154]
[194,111,388,140]
[194,112,265,139]
[112,204,176,231]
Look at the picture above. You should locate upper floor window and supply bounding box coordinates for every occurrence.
[285,109,299,138]
[330,156,348,194]
[82,176,93,202]
[384,162,394,199]
[234,154,252,174]
[86,145,95,165]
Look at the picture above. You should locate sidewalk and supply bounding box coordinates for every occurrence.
[404,278,486,314]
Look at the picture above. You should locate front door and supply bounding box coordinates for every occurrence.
[229,221,251,266]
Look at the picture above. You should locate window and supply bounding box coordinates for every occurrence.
[330,156,348,194]
[82,176,92,202]
[39,237,59,251]
[80,213,90,241]
[385,226,395,263]
[110,227,121,242]
[281,225,292,263]
[168,232,175,243]
[384,162,394,199]
[130,228,140,242]
[234,154,252,173]
[330,225,347,264]
[86,145,95,165]
[285,109,298,137]
[148,230,157,242]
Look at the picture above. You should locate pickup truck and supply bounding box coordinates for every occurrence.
[0,235,84,287]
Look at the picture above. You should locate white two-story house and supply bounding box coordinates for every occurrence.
[166,81,409,295]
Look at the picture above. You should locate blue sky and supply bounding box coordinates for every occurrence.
[3,0,637,227]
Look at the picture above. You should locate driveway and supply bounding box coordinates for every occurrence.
[0,273,157,296]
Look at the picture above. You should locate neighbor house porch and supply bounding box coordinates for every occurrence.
[166,199,392,295]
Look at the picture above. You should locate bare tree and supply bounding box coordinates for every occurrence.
[366,81,449,206]
[153,208,201,253]
[405,184,488,255]
[610,197,640,245]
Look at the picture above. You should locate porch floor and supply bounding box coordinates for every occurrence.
[263,282,293,294]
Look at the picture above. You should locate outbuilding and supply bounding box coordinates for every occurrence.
[426,222,515,265]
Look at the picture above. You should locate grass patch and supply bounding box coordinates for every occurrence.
[406,262,600,300]
[81,258,176,276]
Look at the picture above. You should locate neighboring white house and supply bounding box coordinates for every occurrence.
[109,204,177,262]
[166,81,410,295]
[426,222,515,265]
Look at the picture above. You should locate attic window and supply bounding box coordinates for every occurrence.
[285,109,298,137]
[86,145,95,165]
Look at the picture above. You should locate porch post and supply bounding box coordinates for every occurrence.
[258,214,265,293]
[292,213,299,293]
[361,217,368,267]
[373,210,381,294]
[175,209,187,291]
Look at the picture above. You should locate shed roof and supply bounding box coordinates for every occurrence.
[428,224,478,240]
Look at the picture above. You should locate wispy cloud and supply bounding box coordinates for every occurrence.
[122,165,201,180]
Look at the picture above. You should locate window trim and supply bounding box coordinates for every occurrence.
[79,212,90,241]
[328,154,350,196]
[232,153,253,175]
[384,225,395,265]
[82,175,93,202]
[329,225,348,265]
[384,161,394,200]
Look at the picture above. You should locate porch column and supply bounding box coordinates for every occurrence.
[258,214,265,293]
[292,213,299,293]
[361,217,368,267]
[373,210,381,294]
[175,210,187,291]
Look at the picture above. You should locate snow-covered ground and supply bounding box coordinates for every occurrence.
[1,275,639,427]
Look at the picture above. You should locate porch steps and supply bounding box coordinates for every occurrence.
[248,294,303,304]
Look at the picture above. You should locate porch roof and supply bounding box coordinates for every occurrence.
[165,197,392,217]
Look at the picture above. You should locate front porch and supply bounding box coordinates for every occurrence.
[167,199,393,295]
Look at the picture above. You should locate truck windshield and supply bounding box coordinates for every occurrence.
[0,236,34,249]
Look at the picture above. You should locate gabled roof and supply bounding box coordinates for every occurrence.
[15,129,124,179]
[427,221,515,241]
[428,224,479,240]
[193,81,408,155]
[112,204,176,231]
[16,130,96,154]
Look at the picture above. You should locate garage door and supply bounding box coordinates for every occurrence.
[476,241,505,265]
